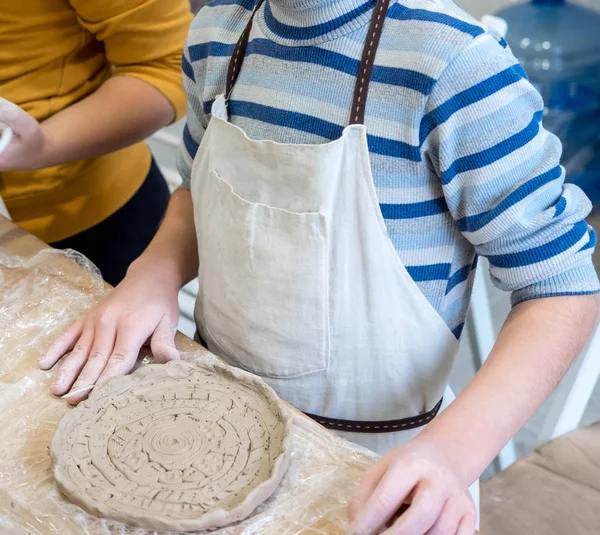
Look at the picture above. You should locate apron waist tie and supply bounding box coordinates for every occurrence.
[194,331,443,434]
[304,398,443,434]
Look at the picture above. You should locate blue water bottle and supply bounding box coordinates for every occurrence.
[495,0,600,207]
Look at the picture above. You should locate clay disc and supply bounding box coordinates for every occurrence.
[50,359,292,531]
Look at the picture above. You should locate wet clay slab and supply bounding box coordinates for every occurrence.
[50,359,293,531]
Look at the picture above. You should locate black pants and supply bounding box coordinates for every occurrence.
[51,159,170,286]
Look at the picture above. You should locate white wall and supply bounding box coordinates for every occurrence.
[456,0,514,18]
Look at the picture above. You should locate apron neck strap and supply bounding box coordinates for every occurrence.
[226,0,266,99]
[350,0,391,125]
[225,0,391,126]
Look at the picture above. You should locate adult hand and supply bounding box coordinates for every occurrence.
[0,98,47,171]
[39,265,181,404]
[348,438,476,535]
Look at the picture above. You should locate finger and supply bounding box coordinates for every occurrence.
[50,326,93,396]
[386,482,447,535]
[96,325,150,388]
[65,323,117,404]
[425,497,462,535]
[456,513,476,535]
[348,456,393,524]
[50,342,93,397]
[351,460,418,535]
[40,321,84,370]
[150,316,180,363]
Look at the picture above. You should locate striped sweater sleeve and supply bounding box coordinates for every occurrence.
[177,41,205,189]
[421,31,599,306]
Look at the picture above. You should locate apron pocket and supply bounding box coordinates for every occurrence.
[196,169,330,378]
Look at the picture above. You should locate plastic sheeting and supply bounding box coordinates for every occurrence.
[0,248,374,534]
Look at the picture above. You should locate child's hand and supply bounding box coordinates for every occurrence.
[0,97,46,172]
[348,438,476,535]
[39,263,181,404]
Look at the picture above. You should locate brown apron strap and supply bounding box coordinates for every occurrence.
[226,0,266,99]
[304,397,444,434]
[350,0,391,125]
[225,0,391,125]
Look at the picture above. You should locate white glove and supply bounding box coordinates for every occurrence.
[0,97,46,172]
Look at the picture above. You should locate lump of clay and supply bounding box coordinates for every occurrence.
[50,359,292,531]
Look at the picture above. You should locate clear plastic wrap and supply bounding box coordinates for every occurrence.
[0,248,374,534]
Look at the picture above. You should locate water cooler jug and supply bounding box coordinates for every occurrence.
[496,0,600,206]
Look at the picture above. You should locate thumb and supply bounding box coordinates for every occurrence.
[150,316,180,363]
[348,455,391,524]
[0,98,39,136]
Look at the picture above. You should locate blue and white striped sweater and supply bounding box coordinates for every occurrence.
[178,0,599,337]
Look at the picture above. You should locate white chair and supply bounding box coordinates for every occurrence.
[148,128,185,190]
[178,279,199,339]
[468,256,600,472]
[466,258,518,472]
[537,323,600,444]
[148,127,199,339]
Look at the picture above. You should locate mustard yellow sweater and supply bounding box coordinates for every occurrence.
[0,0,192,242]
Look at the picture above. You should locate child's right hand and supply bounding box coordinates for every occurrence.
[40,265,181,404]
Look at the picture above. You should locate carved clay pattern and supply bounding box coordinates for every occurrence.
[50,359,292,531]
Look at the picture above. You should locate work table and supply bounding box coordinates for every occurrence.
[0,216,484,534]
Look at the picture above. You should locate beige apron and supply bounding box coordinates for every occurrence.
[190,0,479,513]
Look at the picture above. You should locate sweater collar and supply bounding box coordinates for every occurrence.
[258,0,376,46]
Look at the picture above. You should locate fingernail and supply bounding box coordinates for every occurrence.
[62,384,93,399]
[62,382,81,396]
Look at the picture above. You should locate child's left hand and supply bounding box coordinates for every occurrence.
[348,438,476,535]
